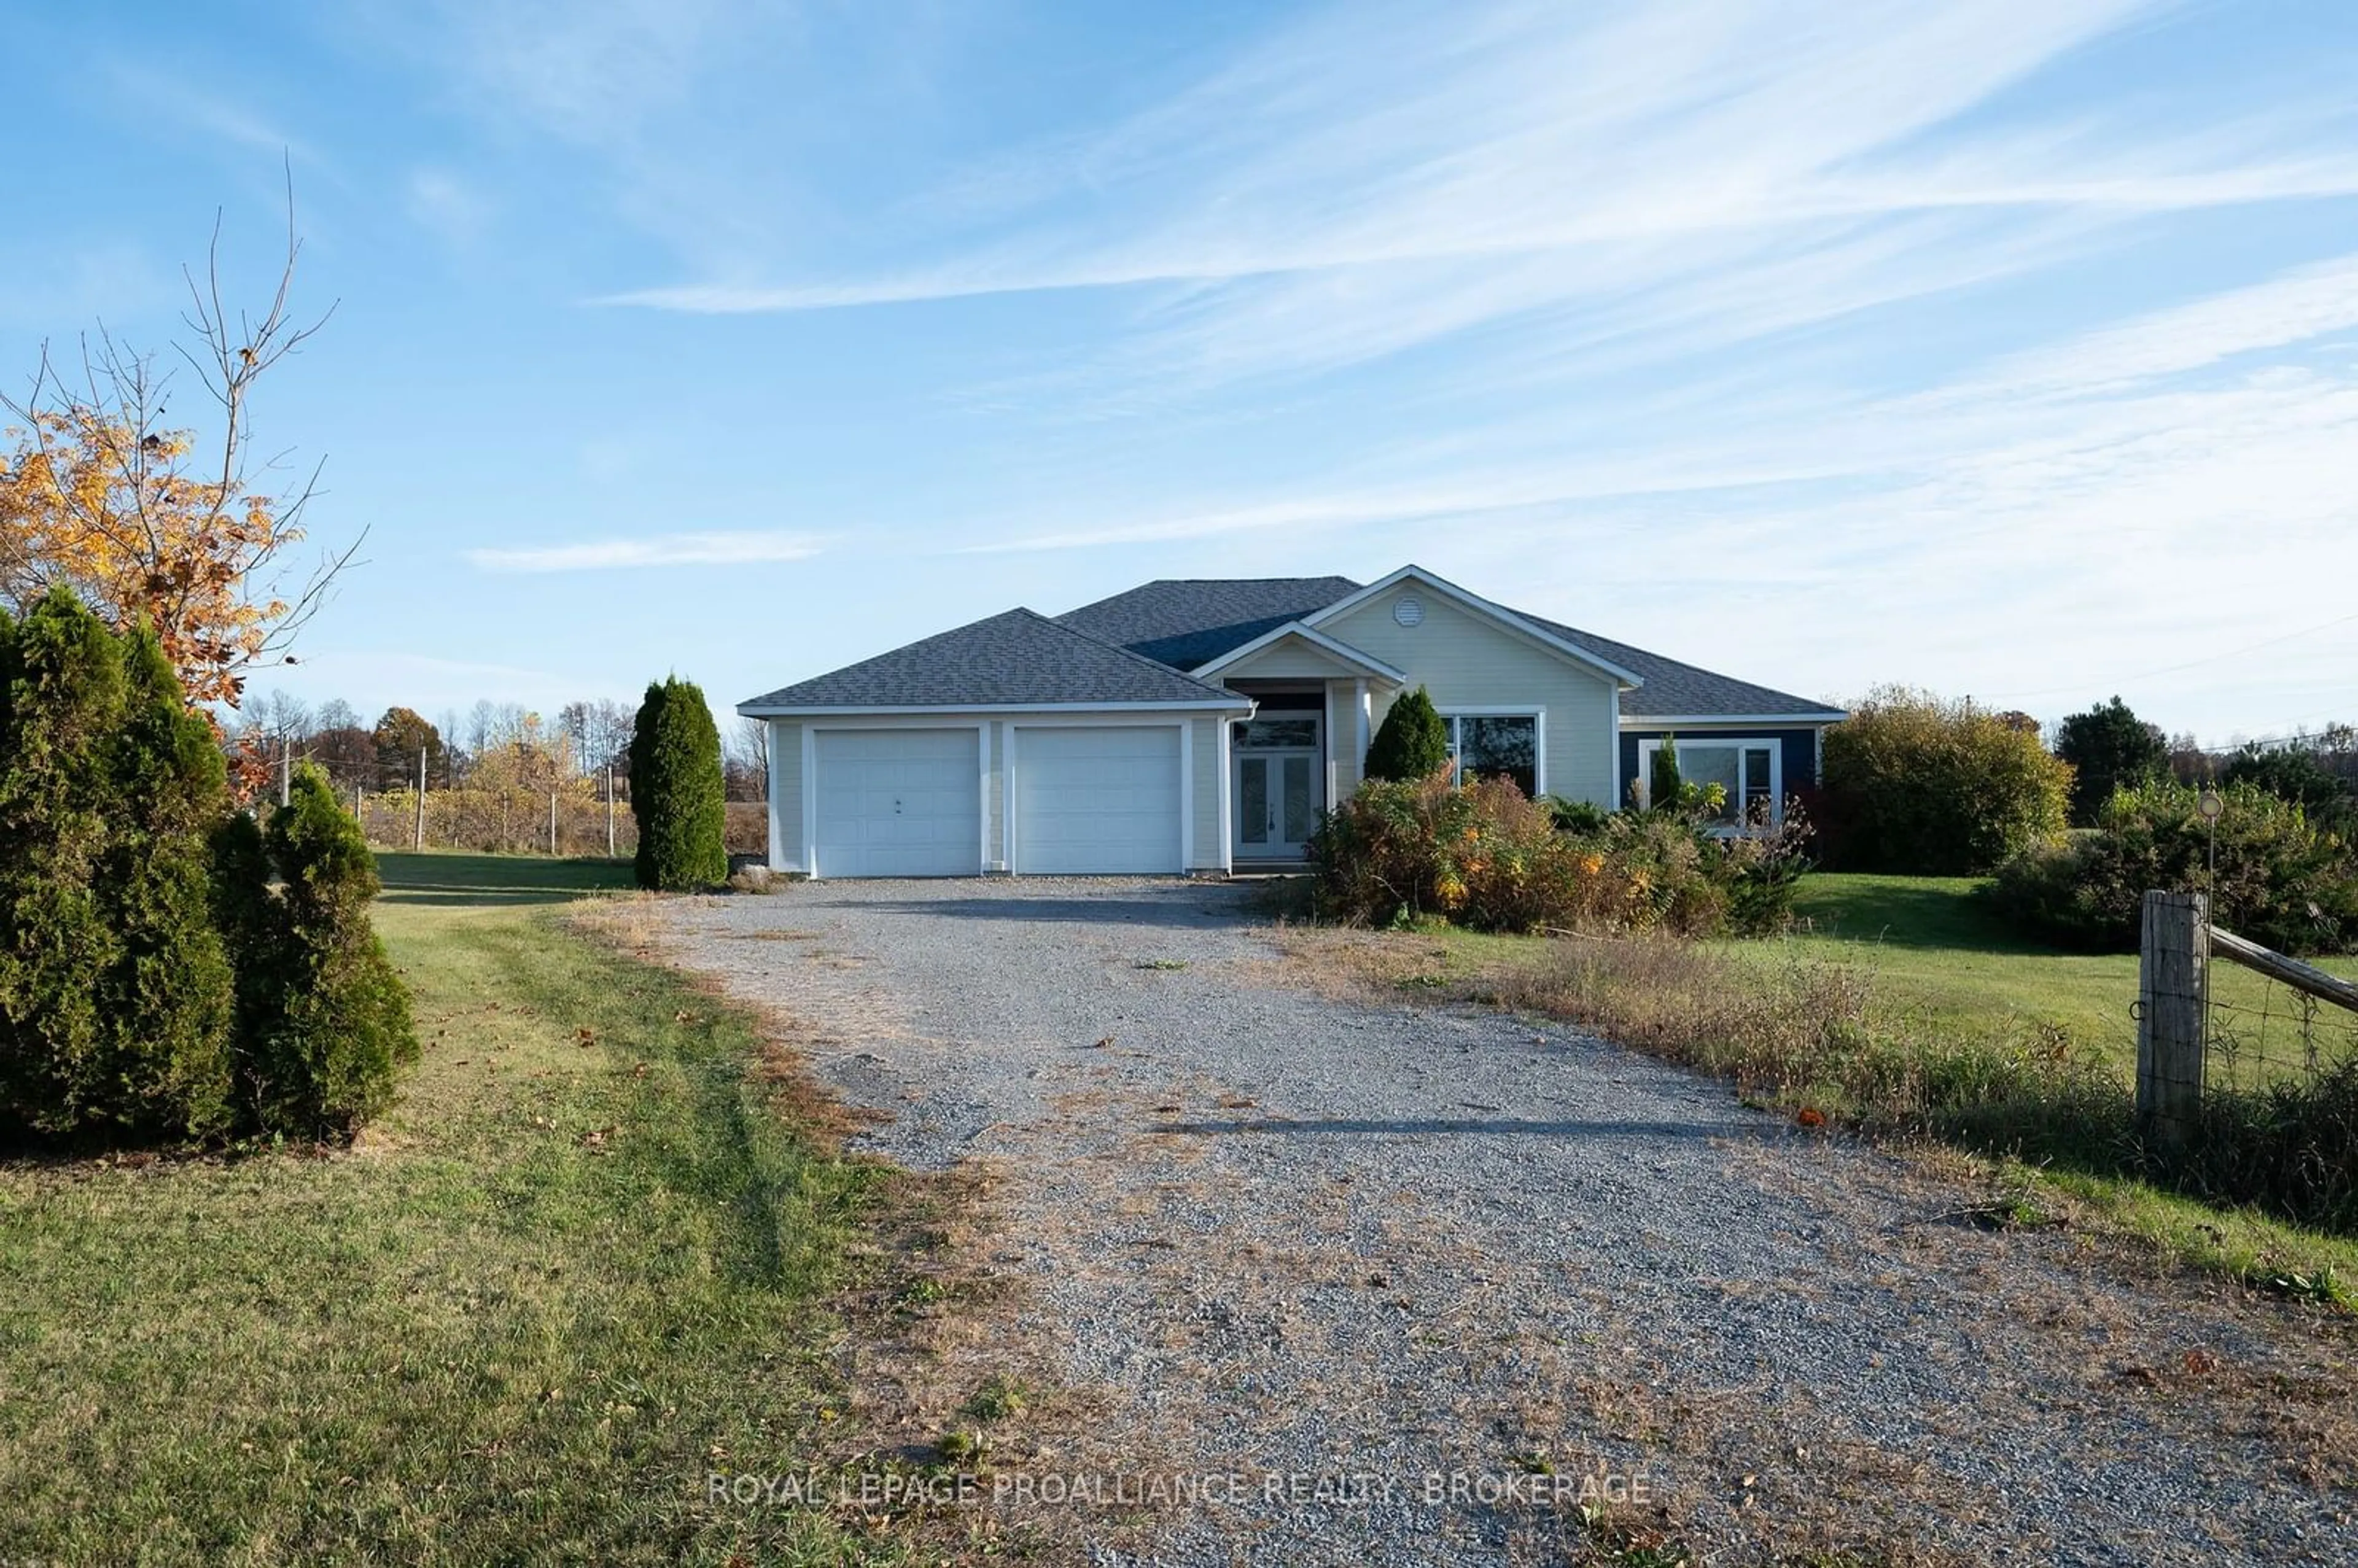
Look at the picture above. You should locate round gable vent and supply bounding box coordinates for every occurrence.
[1393,595,1425,627]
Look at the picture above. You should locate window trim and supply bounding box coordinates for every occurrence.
[1438,706,1546,798]
[1635,735,1782,830]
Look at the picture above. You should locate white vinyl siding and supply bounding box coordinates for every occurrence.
[1215,636,1371,681]
[1191,716,1223,870]
[811,729,982,878]
[1323,589,1619,807]
[986,721,1006,867]
[765,720,804,872]
[1013,726,1183,874]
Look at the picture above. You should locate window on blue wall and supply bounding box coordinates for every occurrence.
[1641,738,1780,827]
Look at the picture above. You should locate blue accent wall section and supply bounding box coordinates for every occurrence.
[1617,726,1826,808]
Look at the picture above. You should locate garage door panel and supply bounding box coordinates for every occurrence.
[1014,726,1182,875]
[813,729,979,878]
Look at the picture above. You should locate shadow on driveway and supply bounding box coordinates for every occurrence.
[843,894,1250,929]
[1148,1116,1767,1141]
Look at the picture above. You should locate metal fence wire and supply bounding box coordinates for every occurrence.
[2206,972,2358,1094]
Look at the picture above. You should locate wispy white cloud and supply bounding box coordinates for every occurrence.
[103,60,328,169]
[413,0,747,147]
[405,168,494,247]
[352,0,2358,739]
[467,531,825,572]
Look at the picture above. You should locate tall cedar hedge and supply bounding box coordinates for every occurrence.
[0,588,413,1146]
[630,676,728,890]
[246,766,418,1135]
[1365,687,1449,782]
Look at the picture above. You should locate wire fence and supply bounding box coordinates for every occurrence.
[2204,952,2358,1095]
[346,786,768,861]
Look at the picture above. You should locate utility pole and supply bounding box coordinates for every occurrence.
[549,791,559,858]
[414,745,427,852]
[606,764,617,858]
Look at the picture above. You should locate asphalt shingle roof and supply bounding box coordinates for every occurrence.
[739,608,1247,712]
[742,575,1837,721]
[1055,576,1363,669]
[1517,612,1840,719]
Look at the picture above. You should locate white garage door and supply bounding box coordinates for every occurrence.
[812,729,980,878]
[1014,726,1183,875]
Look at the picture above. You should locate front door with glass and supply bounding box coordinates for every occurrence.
[1232,714,1321,859]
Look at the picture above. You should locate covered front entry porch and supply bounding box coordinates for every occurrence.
[1198,624,1404,870]
[1222,674,1395,866]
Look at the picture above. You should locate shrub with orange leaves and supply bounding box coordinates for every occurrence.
[1313,772,1810,936]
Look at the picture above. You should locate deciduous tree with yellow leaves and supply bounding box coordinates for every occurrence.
[0,195,357,710]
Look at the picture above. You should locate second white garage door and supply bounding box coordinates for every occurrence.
[1013,726,1183,875]
[812,728,981,878]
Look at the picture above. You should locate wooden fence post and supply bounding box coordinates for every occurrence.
[2137,890,2208,1151]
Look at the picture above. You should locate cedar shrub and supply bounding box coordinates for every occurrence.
[89,626,237,1139]
[249,764,418,1136]
[0,591,414,1146]
[0,590,136,1138]
[1365,687,1449,783]
[629,676,728,890]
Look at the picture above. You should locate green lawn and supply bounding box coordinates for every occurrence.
[1772,873,2358,1080]
[0,857,905,1565]
[1775,873,2144,1072]
[374,848,639,906]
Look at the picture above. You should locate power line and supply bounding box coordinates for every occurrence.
[1980,609,2358,702]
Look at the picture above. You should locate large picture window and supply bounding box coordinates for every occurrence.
[1639,737,1780,827]
[1443,712,1539,798]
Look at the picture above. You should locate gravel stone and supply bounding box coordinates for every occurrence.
[651,877,2357,1567]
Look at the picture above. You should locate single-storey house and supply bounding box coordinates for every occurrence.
[739,564,1844,878]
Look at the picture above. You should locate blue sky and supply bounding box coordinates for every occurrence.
[9,0,2357,743]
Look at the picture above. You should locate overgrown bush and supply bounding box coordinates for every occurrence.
[0,591,236,1142]
[1986,780,2358,955]
[94,627,239,1139]
[1310,770,1810,936]
[1312,769,1596,932]
[1819,686,2070,874]
[1364,687,1448,783]
[2181,1063,2358,1235]
[0,591,414,1147]
[1539,795,1609,835]
[630,676,728,891]
[236,766,419,1136]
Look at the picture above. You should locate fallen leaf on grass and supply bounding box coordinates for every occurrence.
[1795,1106,1827,1128]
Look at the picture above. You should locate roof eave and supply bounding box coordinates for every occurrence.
[1621,710,1849,726]
[1188,621,1411,684]
[736,697,1255,718]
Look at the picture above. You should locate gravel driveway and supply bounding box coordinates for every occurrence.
[645,877,2356,1566]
